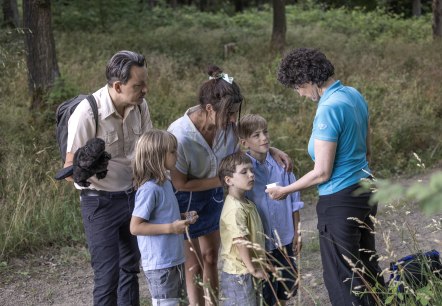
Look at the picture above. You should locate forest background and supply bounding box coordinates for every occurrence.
[0,0,441,304]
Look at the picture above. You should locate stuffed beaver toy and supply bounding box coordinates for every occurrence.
[54,138,111,187]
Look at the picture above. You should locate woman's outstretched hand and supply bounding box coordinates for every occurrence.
[265,186,287,200]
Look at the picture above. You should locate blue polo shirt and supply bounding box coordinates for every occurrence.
[133,179,185,271]
[245,152,304,251]
[308,80,371,196]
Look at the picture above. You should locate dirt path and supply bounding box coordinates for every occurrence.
[1,169,441,306]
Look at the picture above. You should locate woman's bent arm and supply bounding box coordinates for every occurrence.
[170,168,222,192]
[267,139,336,199]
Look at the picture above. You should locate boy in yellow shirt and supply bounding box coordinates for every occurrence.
[218,152,267,305]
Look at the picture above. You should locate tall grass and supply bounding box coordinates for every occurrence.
[1,2,441,261]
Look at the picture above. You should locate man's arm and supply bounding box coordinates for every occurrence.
[63,152,75,182]
[170,168,221,192]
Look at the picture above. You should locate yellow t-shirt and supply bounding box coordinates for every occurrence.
[220,194,266,275]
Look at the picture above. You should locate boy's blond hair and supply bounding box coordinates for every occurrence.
[218,152,252,189]
[133,129,177,187]
[238,114,268,139]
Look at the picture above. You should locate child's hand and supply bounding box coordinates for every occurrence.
[183,211,199,225]
[171,220,188,234]
[251,268,268,280]
[293,233,302,255]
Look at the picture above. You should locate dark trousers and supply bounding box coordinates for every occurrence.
[263,243,297,305]
[316,184,385,306]
[80,190,140,306]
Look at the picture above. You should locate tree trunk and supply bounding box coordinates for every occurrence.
[433,0,442,39]
[233,0,244,12]
[412,0,421,17]
[168,0,178,8]
[23,0,60,109]
[271,0,286,53]
[2,0,20,28]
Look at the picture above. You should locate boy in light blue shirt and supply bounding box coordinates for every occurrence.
[239,114,304,306]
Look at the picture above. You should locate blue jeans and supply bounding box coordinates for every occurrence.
[80,190,140,306]
[145,264,186,305]
[220,272,263,306]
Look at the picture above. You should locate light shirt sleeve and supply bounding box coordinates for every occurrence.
[288,172,304,212]
[225,207,250,239]
[174,136,190,175]
[133,184,158,221]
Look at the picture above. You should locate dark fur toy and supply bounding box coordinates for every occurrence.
[72,138,111,187]
[54,138,111,185]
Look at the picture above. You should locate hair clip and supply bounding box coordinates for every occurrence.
[209,73,234,84]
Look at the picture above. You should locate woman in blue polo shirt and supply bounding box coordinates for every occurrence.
[168,65,291,306]
[267,48,385,306]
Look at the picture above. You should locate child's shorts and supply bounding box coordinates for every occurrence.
[263,243,298,305]
[174,187,224,239]
[220,271,262,306]
[144,263,186,305]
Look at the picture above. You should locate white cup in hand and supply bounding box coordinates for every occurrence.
[266,182,279,189]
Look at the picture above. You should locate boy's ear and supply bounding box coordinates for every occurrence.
[240,138,248,148]
[224,175,233,186]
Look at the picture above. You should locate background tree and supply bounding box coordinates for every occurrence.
[23,0,60,109]
[433,0,442,38]
[2,0,19,28]
[271,0,286,52]
[412,0,422,16]
[320,0,377,10]
[233,0,245,12]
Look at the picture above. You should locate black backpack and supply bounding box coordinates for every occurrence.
[55,94,98,164]
[388,249,442,303]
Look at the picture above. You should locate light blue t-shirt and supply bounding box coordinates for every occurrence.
[167,106,239,179]
[133,179,185,271]
[245,152,304,251]
[308,80,371,196]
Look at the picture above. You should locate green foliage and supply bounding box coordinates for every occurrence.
[407,172,442,214]
[46,78,80,107]
[365,171,442,215]
[0,121,84,258]
[286,5,432,43]
[352,181,442,305]
[0,27,27,95]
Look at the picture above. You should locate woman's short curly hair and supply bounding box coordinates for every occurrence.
[277,48,334,88]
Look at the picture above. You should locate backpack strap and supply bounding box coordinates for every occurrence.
[83,96,140,134]
[85,95,99,133]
